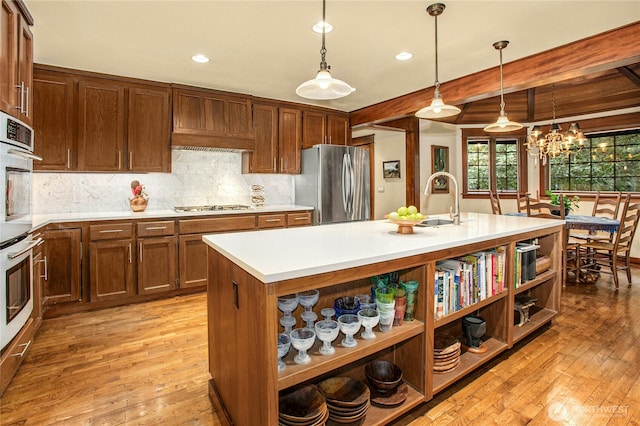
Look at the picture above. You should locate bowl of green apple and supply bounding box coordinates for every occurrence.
[387,205,426,234]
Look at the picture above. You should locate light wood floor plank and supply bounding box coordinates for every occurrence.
[2,269,640,425]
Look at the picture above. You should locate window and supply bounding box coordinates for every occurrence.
[462,128,527,196]
[549,129,640,192]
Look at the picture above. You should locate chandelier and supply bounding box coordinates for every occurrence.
[296,0,355,100]
[525,83,587,165]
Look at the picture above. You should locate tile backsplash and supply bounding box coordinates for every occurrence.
[33,150,293,214]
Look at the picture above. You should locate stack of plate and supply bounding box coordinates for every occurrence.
[279,385,329,426]
[317,377,370,425]
[433,333,461,374]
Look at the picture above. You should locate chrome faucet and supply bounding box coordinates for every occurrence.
[425,171,460,225]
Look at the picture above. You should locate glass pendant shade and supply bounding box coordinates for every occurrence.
[484,111,523,133]
[296,69,355,100]
[415,90,461,119]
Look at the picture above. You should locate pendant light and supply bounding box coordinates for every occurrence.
[483,41,523,133]
[415,3,460,119]
[296,0,355,100]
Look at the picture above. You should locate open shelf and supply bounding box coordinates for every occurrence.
[432,337,508,394]
[346,382,424,426]
[514,269,557,295]
[278,320,424,390]
[434,291,509,329]
[512,307,557,344]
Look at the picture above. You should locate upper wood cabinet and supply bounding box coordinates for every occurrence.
[33,65,171,172]
[0,0,33,125]
[172,86,254,150]
[302,110,349,148]
[244,103,302,174]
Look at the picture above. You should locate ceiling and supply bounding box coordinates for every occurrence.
[26,1,640,123]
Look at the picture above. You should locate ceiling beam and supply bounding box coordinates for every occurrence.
[351,22,640,127]
[617,66,640,88]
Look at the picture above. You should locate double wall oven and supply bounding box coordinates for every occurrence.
[1,111,41,351]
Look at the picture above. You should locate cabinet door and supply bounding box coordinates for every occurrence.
[77,79,125,171]
[178,234,208,288]
[43,228,82,304]
[226,96,253,138]
[327,114,349,146]
[33,70,75,170]
[173,88,205,133]
[302,110,326,149]
[250,103,278,173]
[90,239,135,302]
[0,0,18,116]
[16,14,31,125]
[31,245,44,321]
[127,86,170,172]
[137,236,177,295]
[279,107,302,174]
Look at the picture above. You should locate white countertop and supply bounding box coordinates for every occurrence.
[203,212,564,283]
[31,205,313,231]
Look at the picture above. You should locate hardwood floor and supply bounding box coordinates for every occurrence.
[2,271,640,425]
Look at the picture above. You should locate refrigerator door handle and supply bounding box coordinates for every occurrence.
[347,153,355,217]
[342,153,349,213]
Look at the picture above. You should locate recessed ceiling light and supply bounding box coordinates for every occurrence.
[312,21,333,33]
[395,52,413,61]
[192,54,210,63]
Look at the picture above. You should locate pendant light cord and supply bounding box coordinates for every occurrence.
[499,47,505,114]
[319,0,328,71]
[433,12,440,90]
[551,83,557,123]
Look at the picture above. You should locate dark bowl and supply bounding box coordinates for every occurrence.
[334,297,360,318]
[365,360,403,392]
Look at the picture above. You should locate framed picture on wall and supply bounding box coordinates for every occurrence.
[431,145,449,193]
[383,160,401,179]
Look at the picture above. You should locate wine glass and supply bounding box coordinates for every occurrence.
[290,328,316,364]
[321,307,336,321]
[337,314,361,348]
[315,320,340,355]
[278,294,299,333]
[358,309,380,339]
[297,289,319,313]
[301,310,318,330]
[277,333,291,372]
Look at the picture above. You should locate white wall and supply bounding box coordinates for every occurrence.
[370,130,406,219]
[33,150,293,214]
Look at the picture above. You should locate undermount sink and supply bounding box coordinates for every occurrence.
[418,218,454,227]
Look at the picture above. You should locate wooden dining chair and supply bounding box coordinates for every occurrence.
[489,191,502,215]
[517,191,539,213]
[526,194,565,219]
[580,194,640,289]
[571,191,623,243]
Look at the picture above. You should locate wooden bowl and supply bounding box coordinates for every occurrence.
[317,377,370,407]
[279,385,326,422]
[364,360,403,392]
[388,218,423,234]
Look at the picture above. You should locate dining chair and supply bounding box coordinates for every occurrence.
[517,191,539,213]
[570,191,623,243]
[580,194,640,289]
[526,194,565,219]
[489,191,502,215]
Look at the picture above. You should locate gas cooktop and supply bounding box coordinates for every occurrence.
[174,204,251,213]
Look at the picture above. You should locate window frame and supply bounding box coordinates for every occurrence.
[462,128,528,198]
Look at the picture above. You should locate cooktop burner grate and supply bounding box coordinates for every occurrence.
[174,204,250,213]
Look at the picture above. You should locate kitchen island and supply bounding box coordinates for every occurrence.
[203,213,564,425]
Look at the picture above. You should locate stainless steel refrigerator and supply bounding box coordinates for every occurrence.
[294,144,370,225]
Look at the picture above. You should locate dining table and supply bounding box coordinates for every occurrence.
[505,212,620,284]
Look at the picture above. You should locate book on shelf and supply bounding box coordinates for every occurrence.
[515,242,540,288]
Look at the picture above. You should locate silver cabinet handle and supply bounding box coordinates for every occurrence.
[10,340,31,357]
[128,243,132,263]
[266,219,281,223]
[14,82,25,112]
[144,226,167,231]
[7,148,43,161]
[7,238,42,260]
[25,86,29,117]
[118,151,122,170]
[129,151,133,169]
[99,229,123,233]
[43,255,48,281]
[139,242,143,263]
[294,217,307,221]
[280,158,284,170]
[67,149,71,169]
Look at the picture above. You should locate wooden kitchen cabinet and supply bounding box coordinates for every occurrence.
[136,221,177,295]
[42,227,82,305]
[89,223,135,302]
[33,69,75,170]
[171,86,254,150]
[0,0,33,125]
[302,109,349,148]
[32,65,172,172]
[178,234,208,289]
[244,103,302,174]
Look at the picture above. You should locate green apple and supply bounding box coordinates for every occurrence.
[407,213,416,220]
[407,205,418,215]
[397,206,409,216]
[389,212,399,220]
[416,212,425,220]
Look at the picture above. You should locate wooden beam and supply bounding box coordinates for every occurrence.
[617,66,640,88]
[351,22,640,127]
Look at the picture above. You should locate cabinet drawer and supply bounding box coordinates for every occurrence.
[258,214,286,229]
[137,220,175,237]
[0,318,35,395]
[179,215,256,234]
[287,212,312,227]
[90,223,133,241]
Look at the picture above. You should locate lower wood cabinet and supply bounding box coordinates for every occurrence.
[90,238,136,302]
[137,236,178,294]
[178,234,208,289]
[42,228,82,305]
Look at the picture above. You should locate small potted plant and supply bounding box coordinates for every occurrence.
[129,180,149,212]
[545,190,579,216]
